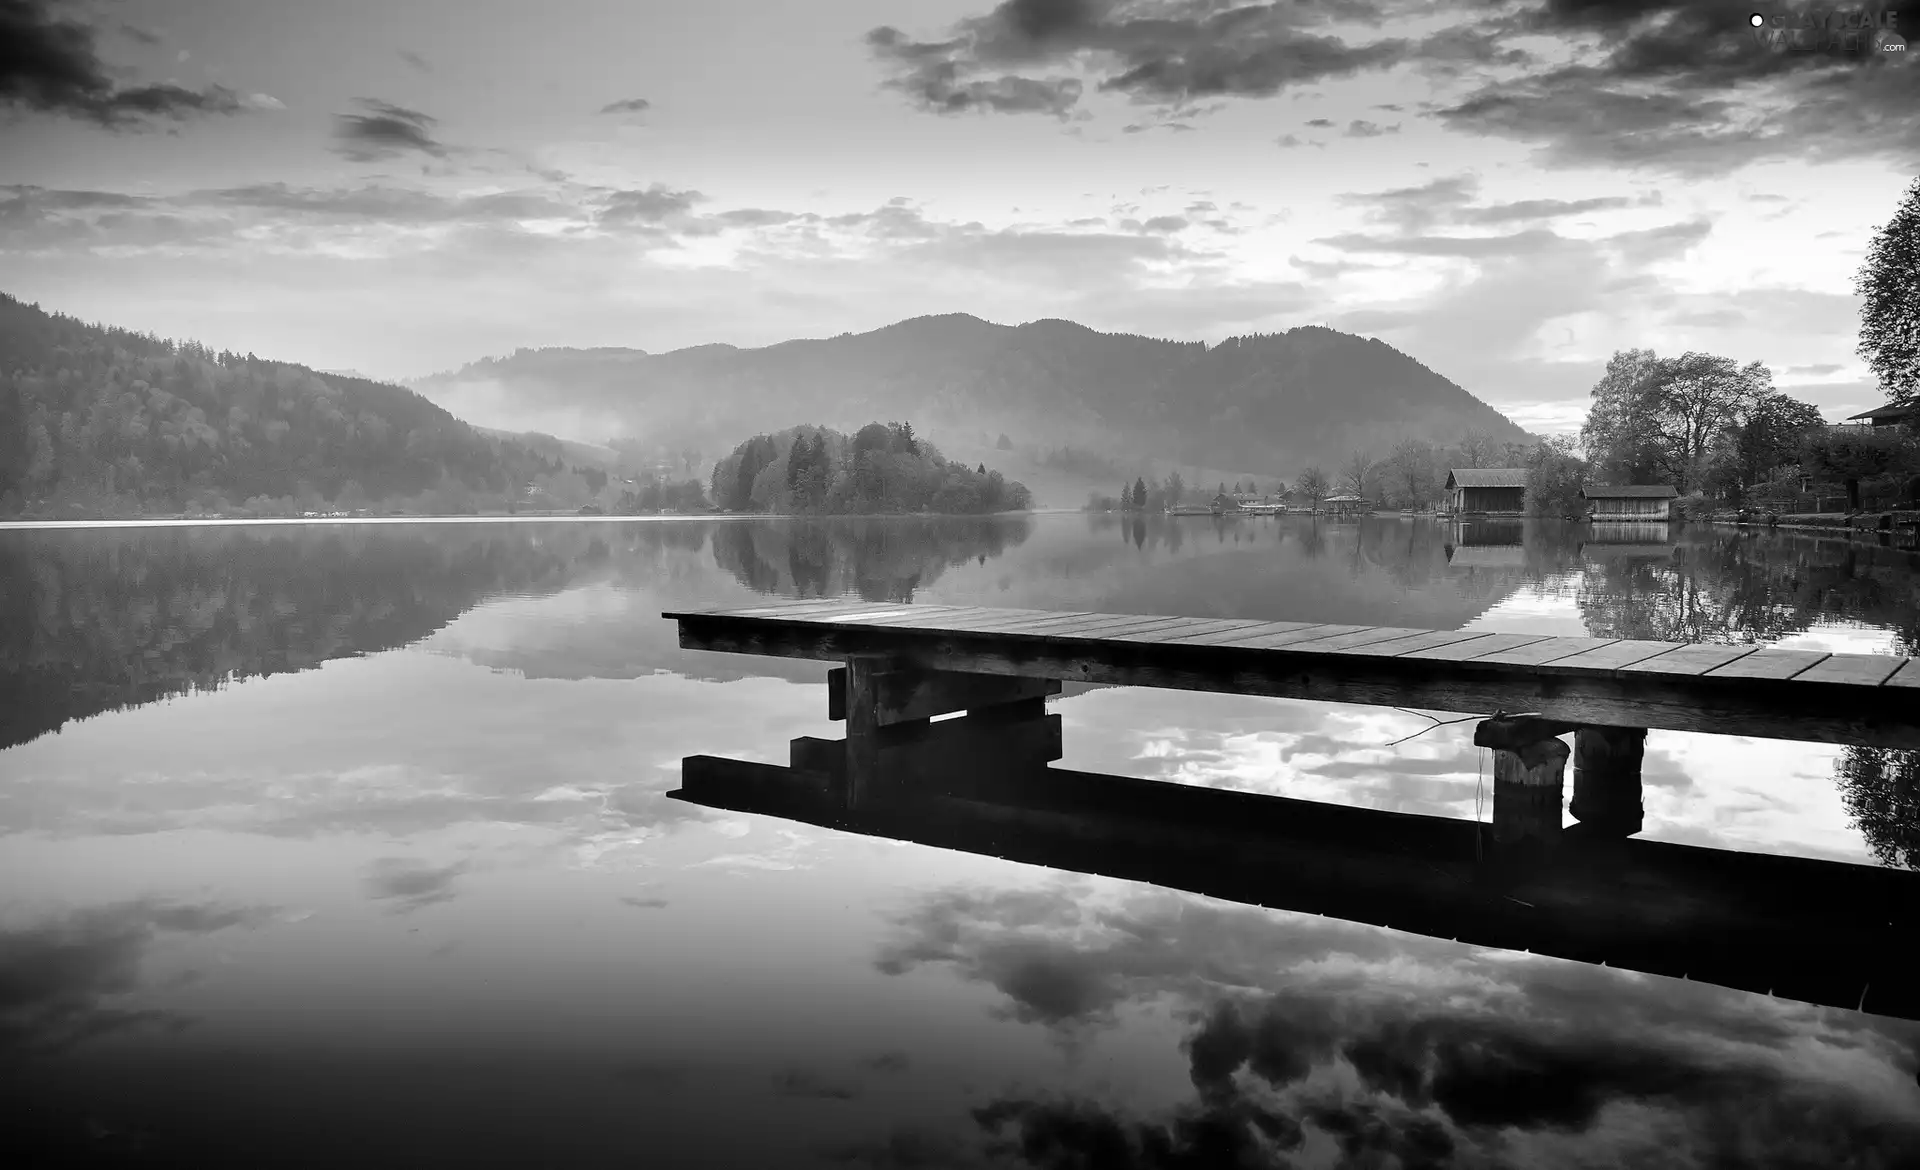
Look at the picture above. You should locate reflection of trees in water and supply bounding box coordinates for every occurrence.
[1836,747,1920,871]
[709,516,1033,603]
[0,524,697,750]
[1578,530,1920,647]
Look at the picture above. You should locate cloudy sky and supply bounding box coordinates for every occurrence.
[2,0,1917,432]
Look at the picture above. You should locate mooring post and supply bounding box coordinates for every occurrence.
[1570,726,1647,838]
[1490,736,1569,847]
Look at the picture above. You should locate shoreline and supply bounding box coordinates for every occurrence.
[0,510,1051,531]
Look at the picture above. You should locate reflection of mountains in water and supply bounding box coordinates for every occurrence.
[0,519,1038,751]
[0,524,674,750]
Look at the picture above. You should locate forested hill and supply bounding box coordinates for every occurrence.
[0,293,583,516]
[413,315,1532,472]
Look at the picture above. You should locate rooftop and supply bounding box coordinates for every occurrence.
[1446,468,1527,488]
[1846,402,1917,423]
[1583,485,1678,499]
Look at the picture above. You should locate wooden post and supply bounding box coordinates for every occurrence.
[843,654,886,810]
[1571,726,1646,838]
[1490,735,1569,847]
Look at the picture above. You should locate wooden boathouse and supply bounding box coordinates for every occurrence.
[1444,468,1527,515]
[1584,484,1678,520]
[664,599,1920,1019]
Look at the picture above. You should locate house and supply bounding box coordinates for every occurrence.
[1211,491,1241,513]
[1321,494,1371,516]
[1845,402,1918,431]
[1444,469,1527,515]
[1582,484,1678,520]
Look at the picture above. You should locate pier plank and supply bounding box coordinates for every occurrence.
[1337,630,1499,659]
[1399,632,1553,661]
[1467,636,1617,667]
[823,606,1000,629]
[724,599,906,621]
[1536,640,1682,675]
[1619,644,1760,678]
[1794,654,1907,687]
[1179,620,1325,646]
[1032,614,1197,640]
[1215,623,1360,650]
[1704,648,1832,681]
[1276,626,1426,653]
[1886,660,1920,688]
[1105,618,1271,643]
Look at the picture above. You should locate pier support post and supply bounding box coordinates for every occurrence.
[813,661,1062,810]
[843,654,887,809]
[1490,736,1569,847]
[1570,726,1646,838]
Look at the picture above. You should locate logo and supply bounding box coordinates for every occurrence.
[1748,8,1907,54]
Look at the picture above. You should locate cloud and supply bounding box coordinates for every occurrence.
[1343,118,1398,137]
[334,98,448,161]
[1433,0,1920,175]
[875,880,1920,1167]
[866,1,1416,120]
[599,183,706,228]
[863,0,1920,174]
[117,22,160,45]
[0,899,274,1053]
[364,857,467,912]
[398,49,432,73]
[598,96,652,115]
[0,0,247,127]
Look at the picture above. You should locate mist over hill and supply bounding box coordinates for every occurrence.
[411,315,1532,478]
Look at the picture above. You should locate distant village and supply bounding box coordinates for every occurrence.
[1088,397,1919,529]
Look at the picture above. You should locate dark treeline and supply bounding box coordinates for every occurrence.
[709,421,1032,514]
[0,293,604,517]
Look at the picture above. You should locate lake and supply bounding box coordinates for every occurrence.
[3,514,1919,1168]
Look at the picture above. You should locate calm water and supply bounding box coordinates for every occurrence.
[3,514,1919,1168]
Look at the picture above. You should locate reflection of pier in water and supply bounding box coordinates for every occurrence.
[667,599,1920,1020]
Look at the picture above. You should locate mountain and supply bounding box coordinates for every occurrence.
[0,292,594,516]
[410,315,1533,476]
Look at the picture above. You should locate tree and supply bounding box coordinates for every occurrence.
[1800,426,1916,511]
[1132,477,1148,510]
[1710,391,1825,504]
[1456,430,1498,469]
[1163,470,1185,506]
[1385,438,1435,510]
[1524,437,1587,517]
[996,433,1013,450]
[1293,465,1329,509]
[1581,348,1665,483]
[1339,450,1373,499]
[1581,349,1769,493]
[1856,175,1920,405]
[1836,746,1920,870]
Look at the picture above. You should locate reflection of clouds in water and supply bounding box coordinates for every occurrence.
[0,900,275,1053]
[1058,688,1880,863]
[872,879,1920,1168]
[0,655,827,856]
[1772,624,1906,658]
[364,857,468,913]
[1063,691,1491,820]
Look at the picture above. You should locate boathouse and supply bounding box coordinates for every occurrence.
[1583,484,1678,520]
[1444,469,1527,515]
[1321,494,1371,516]
[1845,402,1917,431]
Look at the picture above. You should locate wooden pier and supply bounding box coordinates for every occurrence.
[664,599,1920,1017]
